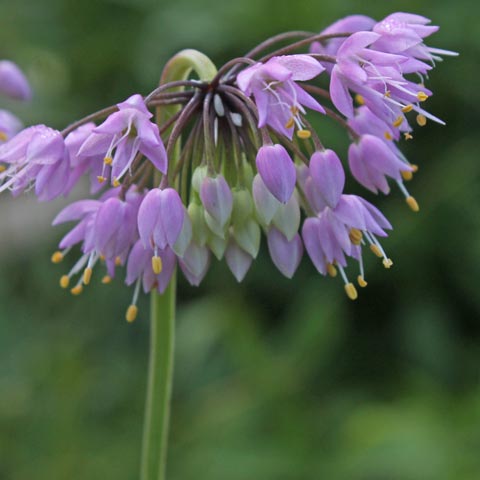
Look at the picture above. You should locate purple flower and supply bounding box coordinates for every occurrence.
[178,242,211,286]
[0,125,69,201]
[252,173,281,225]
[0,109,23,144]
[78,94,167,186]
[237,54,325,138]
[256,144,296,203]
[137,187,185,273]
[200,174,233,236]
[0,60,32,101]
[348,134,412,194]
[225,239,253,282]
[267,227,303,278]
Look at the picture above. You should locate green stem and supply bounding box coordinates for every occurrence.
[140,49,217,480]
[141,273,177,480]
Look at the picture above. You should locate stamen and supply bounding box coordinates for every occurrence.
[384,131,393,141]
[126,305,138,323]
[401,170,413,181]
[0,131,8,142]
[296,129,311,139]
[404,132,413,140]
[393,116,403,128]
[97,176,106,183]
[344,283,358,300]
[0,165,6,173]
[384,90,391,98]
[370,244,383,258]
[70,284,83,296]
[102,275,112,284]
[349,228,363,245]
[51,251,64,264]
[417,91,429,102]
[327,263,337,277]
[285,117,295,129]
[152,255,163,275]
[416,114,427,126]
[355,94,365,105]
[357,275,368,288]
[115,256,122,266]
[383,258,394,269]
[406,196,420,212]
[103,156,113,165]
[60,275,70,289]
[83,267,93,285]
[411,164,419,173]
[112,178,121,187]
[402,104,414,113]
[290,106,299,115]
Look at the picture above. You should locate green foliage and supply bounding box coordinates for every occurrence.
[1,0,479,478]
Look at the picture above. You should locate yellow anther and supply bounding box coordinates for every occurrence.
[393,116,403,128]
[100,255,106,262]
[410,164,419,173]
[327,263,337,277]
[70,285,83,296]
[296,129,311,139]
[357,275,368,288]
[126,305,138,323]
[290,106,299,115]
[349,228,362,245]
[97,175,106,183]
[115,256,122,266]
[355,94,365,105]
[0,164,6,173]
[83,267,93,285]
[101,275,112,284]
[103,156,113,165]
[401,170,413,181]
[402,104,414,113]
[51,251,64,264]
[417,91,428,102]
[404,132,413,141]
[416,114,427,126]
[0,131,8,142]
[370,244,383,258]
[384,131,393,141]
[285,117,295,129]
[382,258,394,269]
[406,195,420,212]
[113,178,121,187]
[344,282,358,300]
[60,275,70,289]
[152,255,163,275]
[384,90,391,98]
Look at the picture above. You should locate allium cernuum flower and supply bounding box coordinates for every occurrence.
[79,94,167,187]
[0,11,455,317]
[237,54,325,138]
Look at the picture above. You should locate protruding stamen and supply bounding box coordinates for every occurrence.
[115,256,122,266]
[384,131,393,141]
[401,170,413,181]
[285,117,295,129]
[402,104,414,113]
[344,283,358,300]
[112,177,121,187]
[416,114,427,126]
[51,251,64,264]
[102,275,112,284]
[327,263,337,277]
[60,275,70,289]
[404,132,413,140]
[406,196,420,212]
[411,164,419,173]
[126,305,138,323]
[349,228,363,245]
[103,156,113,165]
[297,129,311,139]
[70,285,83,296]
[97,176,106,183]
[357,275,368,288]
[83,267,93,285]
[393,116,403,128]
[370,244,383,258]
[384,90,391,98]
[355,94,365,105]
[383,258,393,269]
[152,255,163,275]
[417,91,429,102]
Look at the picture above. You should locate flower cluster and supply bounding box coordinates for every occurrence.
[0,13,456,320]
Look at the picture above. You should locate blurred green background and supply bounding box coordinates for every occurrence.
[1,0,479,479]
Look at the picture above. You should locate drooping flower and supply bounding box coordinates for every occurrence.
[237,54,325,138]
[267,227,303,278]
[78,94,168,186]
[0,60,32,101]
[0,109,23,144]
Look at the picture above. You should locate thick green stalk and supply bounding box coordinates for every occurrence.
[141,274,177,480]
[140,50,217,480]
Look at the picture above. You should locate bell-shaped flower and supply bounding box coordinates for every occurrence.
[267,227,303,278]
[137,188,185,261]
[0,125,69,201]
[272,193,300,241]
[256,144,296,204]
[0,60,32,101]
[0,109,23,144]
[237,54,325,138]
[348,134,412,194]
[252,173,281,225]
[225,238,254,282]
[200,174,233,237]
[178,242,211,286]
[78,94,167,186]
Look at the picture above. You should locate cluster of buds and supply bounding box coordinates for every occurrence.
[0,13,456,320]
